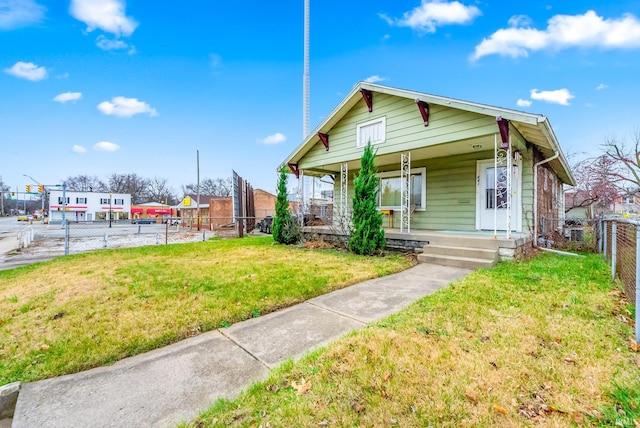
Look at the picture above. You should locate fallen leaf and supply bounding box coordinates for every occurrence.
[633,418,639,428]
[553,337,562,343]
[465,392,478,404]
[563,356,576,364]
[383,372,392,382]
[317,420,328,426]
[630,338,639,352]
[571,411,583,425]
[291,378,312,395]
[490,361,498,369]
[351,402,365,413]
[40,344,50,351]
[494,403,509,415]
[480,336,491,343]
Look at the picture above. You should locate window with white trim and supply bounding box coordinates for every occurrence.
[57,197,70,204]
[356,116,386,148]
[114,199,124,205]
[76,197,87,204]
[377,167,426,210]
[100,198,110,204]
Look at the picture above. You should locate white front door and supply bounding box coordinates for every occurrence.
[477,159,521,231]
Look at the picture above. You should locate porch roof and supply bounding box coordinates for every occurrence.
[281,82,574,185]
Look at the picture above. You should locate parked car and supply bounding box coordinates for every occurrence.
[164,218,180,225]
[258,216,273,234]
[131,218,157,224]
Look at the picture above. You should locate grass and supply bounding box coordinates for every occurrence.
[0,236,413,384]
[186,253,640,427]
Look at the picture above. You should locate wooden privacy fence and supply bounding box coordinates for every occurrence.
[601,218,639,340]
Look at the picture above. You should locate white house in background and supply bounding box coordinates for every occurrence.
[48,190,131,223]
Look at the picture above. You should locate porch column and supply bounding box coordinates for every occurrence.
[494,134,511,239]
[297,170,305,226]
[340,161,349,222]
[400,152,411,233]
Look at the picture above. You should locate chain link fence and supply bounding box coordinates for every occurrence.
[11,217,266,259]
[537,216,600,252]
[602,218,638,313]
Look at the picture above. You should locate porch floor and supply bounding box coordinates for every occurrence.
[301,225,532,252]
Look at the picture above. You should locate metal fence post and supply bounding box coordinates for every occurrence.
[611,222,617,280]
[202,230,206,241]
[603,220,608,259]
[64,220,69,256]
[636,224,640,342]
[103,233,108,248]
[155,232,159,245]
[598,218,603,253]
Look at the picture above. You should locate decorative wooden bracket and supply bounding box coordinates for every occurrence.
[360,89,373,112]
[415,99,430,127]
[496,116,509,149]
[317,132,329,151]
[288,163,300,179]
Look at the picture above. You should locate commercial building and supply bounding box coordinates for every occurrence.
[48,190,131,223]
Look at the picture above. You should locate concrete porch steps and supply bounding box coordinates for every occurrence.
[417,244,498,270]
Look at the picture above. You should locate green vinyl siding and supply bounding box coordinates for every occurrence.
[299,94,499,170]
[334,151,498,231]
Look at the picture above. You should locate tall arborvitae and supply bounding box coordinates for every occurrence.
[348,142,385,255]
[272,168,300,245]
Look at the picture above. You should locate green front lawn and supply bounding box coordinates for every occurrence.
[0,236,413,384]
[187,253,639,427]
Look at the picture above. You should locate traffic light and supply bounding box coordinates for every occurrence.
[26,185,31,193]
[38,184,44,193]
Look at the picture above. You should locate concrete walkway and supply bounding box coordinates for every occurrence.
[10,263,471,428]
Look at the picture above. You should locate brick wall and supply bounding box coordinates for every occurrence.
[209,198,233,228]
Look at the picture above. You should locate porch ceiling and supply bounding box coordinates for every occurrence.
[299,134,496,177]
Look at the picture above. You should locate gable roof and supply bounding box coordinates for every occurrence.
[282,82,574,185]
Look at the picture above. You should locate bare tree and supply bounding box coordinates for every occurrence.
[181,177,232,197]
[146,177,177,204]
[602,130,640,192]
[567,155,619,215]
[108,173,149,204]
[65,175,107,192]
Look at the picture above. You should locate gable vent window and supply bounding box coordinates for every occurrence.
[356,116,386,148]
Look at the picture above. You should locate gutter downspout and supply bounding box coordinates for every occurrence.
[533,151,559,247]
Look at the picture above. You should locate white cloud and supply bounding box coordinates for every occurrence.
[53,92,83,103]
[56,72,70,79]
[381,0,481,33]
[96,35,134,53]
[365,75,387,83]
[97,96,158,117]
[69,0,137,37]
[72,145,87,153]
[508,15,533,28]
[516,99,532,107]
[93,141,120,152]
[530,88,574,106]
[472,10,640,60]
[4,61,47,81]
[0,0,46,30]
[596,83,608,90]
[259,133,287,145]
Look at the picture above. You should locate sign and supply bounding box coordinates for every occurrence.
[183,196,191,207]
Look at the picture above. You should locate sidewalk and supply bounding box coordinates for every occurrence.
[11,263,472,428]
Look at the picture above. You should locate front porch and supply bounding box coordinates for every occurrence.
[302,226,533,266]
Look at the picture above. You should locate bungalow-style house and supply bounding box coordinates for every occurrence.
[281,82,574,266]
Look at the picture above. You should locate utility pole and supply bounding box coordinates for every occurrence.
[196,150,200,231]
[0,175,4,216]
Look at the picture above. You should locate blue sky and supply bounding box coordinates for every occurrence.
[1,0,639,196]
